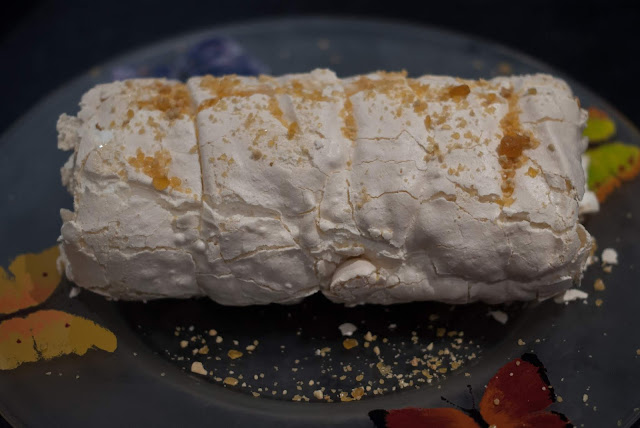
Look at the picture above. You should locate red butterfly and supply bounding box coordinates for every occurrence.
[369,353,572,428]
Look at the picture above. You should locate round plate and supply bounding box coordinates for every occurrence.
[1,17,639,427]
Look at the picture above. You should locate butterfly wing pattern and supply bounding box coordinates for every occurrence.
[0,247,118,370]
[369,407,481,428]
[479,353,571,427]
[369,353,572,428]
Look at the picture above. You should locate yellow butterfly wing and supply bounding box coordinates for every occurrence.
[0,310,117,370]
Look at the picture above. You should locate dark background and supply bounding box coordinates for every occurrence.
[1,0,640,135]
[0,1,639,427]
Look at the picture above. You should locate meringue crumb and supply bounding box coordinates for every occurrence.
[488,310,508,324]
[179,340,188,348]
[338,323,357,337]
[208,329,217,336]
[601,248,618,265]
[595,299,603,307]
[557,395,563,402]
[190,362,207,376]
[593,278,606,291]
[343,338,358,349]
[583,394,589,402]
[224,377,239,386]
[228,350,243,359]
[493,398,500,405]
[215,336,223,343]
[351,387,365,400]
[554,289,588,304]
[313,390,324,399]
[315,347,331,357]
[517,339,526,346]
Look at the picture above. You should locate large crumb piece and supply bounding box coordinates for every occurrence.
[190,361,207,376]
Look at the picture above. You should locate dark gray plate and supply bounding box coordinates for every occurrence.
[1,17,639,428]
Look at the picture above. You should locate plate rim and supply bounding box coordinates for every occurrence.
[1,15,639,428]
[1,15,639,146]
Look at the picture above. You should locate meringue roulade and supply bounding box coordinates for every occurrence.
[57,69,593,306]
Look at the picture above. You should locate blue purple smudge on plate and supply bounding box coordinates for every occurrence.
[110,37,268,80]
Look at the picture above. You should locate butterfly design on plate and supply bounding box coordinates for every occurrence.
[0,246,117,370]
[369,353,572,428]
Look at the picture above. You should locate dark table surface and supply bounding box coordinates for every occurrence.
[1,1,639,427]
[1,0,640,136]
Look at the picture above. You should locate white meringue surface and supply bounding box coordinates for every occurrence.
[58,69,593,305]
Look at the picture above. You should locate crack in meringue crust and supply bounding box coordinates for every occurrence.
[57,70,593,306]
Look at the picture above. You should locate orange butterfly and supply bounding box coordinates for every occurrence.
[0,246,117,370]
[369,353,571,428]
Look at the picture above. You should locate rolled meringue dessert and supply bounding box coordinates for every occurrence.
[57,69,593,306]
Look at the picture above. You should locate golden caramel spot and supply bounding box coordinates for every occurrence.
[413,100,428,113]
[199,75,242,97]
[152,176,170,191]
[526,167,539,178]
[197,98,220,112]
[480,92,499,106]
[287,122,299,140]
[127,109,134,119]
[424,115,432,130]
[343,338,358,349]
[128,148,182,192]
[351,387,365,400]
[341,98,357,141]
[594,278,606,291]
[243,112,256,128]
[498,134,533,159]
[136,82,193,120]
[250,148,263,160]
[528,88,537,95]
[227,350,243,359]
[448,84,471,98]
[496,88,539,202]
[223,377,238,386]
[339,392,354,402]
[407,80,431,98]
[267,97,287,127]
